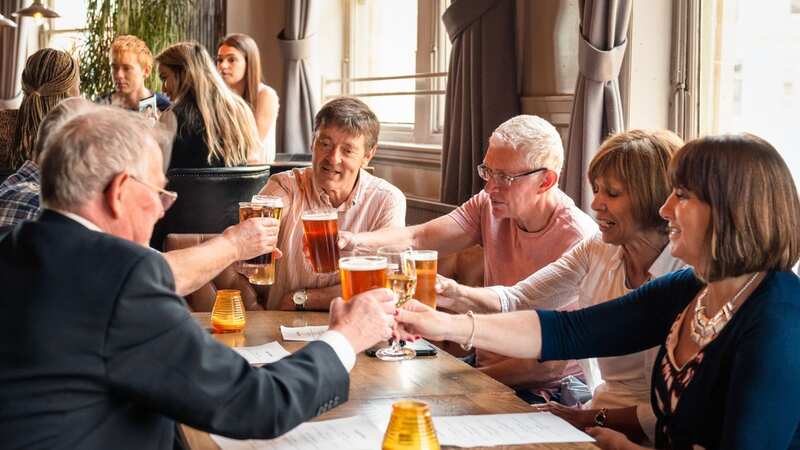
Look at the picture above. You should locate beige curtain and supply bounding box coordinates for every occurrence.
[440,0,520,205]
[561,0,632,210]
[277,0,319,154]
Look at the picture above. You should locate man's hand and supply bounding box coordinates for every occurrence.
[435,274,465,312]
[222,217,281,261]
[395,299,451,342]
[329,288,396,354]
[337,230,356,251]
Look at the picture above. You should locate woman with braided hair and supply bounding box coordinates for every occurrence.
[0,48,80,227]
[6,48,80,170]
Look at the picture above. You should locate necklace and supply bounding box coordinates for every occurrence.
[690,273,760,346]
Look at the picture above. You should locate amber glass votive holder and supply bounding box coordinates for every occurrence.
[211,290,246,333]
[382,400,440,450]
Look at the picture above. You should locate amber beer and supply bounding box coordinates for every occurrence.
[339,256,388,301]
[239,196,284,285]
[302,209,340,273]
[409,250,438,308]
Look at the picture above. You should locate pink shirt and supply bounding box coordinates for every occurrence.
[262,167,406,309]
[447,188,598,385]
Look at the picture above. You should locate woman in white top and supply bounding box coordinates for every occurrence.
[217,33,280,162]
[436,130,685,444]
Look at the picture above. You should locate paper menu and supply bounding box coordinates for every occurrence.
[232,341,291,365]
[210,416,381,450]
[280,325,329,341]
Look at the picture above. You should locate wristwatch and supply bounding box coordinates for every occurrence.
[594,408,608,427]
[292,289,308,311]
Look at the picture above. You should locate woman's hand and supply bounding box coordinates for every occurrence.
[531,402,595,429]
[435,274,462,311]
[395,299,451,342]
[585,427,646,450]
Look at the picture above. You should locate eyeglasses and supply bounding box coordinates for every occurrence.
[476,164,548,187]
[130,175,178,211]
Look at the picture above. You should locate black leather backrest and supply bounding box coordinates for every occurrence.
[150,165,271,250]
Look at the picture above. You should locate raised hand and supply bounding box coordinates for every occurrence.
[222,217,281,261]
[395,299,451,342]
[329,288,397,354]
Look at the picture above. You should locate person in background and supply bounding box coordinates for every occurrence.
[217,33,279,162]
[156,41,262,169]
[0,99,278,298]
[341,115,598,404]
[434,130,686,444]
[0,48,80,226]
[96,35,170,113]
[1,48,79,172]
[0,105,397,449]
[396,133,800,450]
[258,96,406,311]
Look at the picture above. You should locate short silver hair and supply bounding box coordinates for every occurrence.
[40,105,173,211]
[488,115,564,176]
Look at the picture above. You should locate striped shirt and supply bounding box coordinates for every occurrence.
[0,160,41,227]
[261,167,406,309]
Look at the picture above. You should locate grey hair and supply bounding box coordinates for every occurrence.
[32,97,94,163]
[488,115,564,176]
[40,105,173,211]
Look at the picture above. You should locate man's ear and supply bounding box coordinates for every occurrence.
[104,172,129,219]
[142,64,152,79]
[538,170,559,193]
[362,145,378,167]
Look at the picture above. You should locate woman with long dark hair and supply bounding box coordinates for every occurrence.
[217,33,279,162]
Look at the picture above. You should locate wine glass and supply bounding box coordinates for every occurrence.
[376,245,417,361]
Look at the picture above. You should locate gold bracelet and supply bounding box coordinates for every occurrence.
[460,310,476,351]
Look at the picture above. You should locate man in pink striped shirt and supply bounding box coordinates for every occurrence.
[258,97,406,310]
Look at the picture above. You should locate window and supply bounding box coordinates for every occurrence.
[40,0,88,53]
[676,0,800,189]
[320,0,451,146]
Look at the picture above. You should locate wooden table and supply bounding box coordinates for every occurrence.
[181,311,597,450]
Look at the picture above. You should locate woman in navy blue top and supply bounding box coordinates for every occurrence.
[396,133,800,449]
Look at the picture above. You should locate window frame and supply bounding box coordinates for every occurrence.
[334,0,449,147]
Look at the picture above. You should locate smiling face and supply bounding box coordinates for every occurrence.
[111,51,148,96]
[591,174,640,246]
[311,125,377,205]
[659,187,712,269]
[216,44,247,87]
[157,65,178,100]
[482,144,547,221]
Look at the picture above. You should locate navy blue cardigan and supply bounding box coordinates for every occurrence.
[538,268,800,449]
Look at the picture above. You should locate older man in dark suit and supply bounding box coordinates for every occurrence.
[0,105,396,449]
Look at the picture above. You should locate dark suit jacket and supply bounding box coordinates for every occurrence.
[0,210,349,449]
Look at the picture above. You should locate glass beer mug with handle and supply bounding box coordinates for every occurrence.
[376,245,417,361]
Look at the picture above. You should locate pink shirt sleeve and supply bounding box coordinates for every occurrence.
[446,191,487,244]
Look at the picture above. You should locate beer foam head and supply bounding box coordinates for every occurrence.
[339,256,388,271]
[302,209,338,221]
[409,250,438,261]
[251,195,284,208]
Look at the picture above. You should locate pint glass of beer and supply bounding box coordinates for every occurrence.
[239,196,284,285]
[408,250,438,308]
[339,256,388,301]
[302,209,340,273]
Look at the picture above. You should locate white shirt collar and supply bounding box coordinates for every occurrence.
[49,209,103,233]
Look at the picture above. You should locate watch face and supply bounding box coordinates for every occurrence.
[292,291,306,305]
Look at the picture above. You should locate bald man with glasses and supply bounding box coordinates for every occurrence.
[342,115,597,404]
